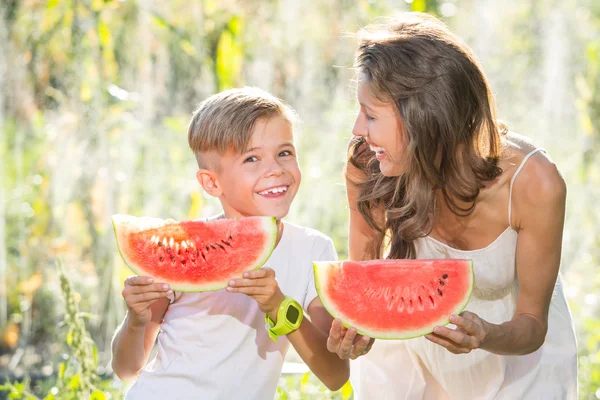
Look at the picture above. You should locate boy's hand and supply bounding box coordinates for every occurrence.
[327,319,374,360]
[122,276,173,328]
[227,268,286,318]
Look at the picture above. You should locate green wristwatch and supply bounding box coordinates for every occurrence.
[265,296,304,342]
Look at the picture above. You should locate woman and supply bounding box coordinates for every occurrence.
[327,12,577,400]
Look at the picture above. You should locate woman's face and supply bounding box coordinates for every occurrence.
[352,77,408,177]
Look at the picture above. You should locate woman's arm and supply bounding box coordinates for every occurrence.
[346,159,384,261]
[483,153,566,354]
[427,153,566,355]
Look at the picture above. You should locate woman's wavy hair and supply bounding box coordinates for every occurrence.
[348,13,507,260]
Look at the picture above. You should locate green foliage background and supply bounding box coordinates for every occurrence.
[1,0,599,399]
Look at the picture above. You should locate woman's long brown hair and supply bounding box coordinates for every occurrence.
[348,13,507,260]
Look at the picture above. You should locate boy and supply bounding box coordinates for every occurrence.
[110,87,352,399]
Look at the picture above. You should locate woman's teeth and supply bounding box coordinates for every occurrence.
[370,146,386,155]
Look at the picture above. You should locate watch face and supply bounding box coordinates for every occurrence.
[286,305,300,324]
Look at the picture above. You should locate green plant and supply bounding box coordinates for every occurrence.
[0,262,117,399]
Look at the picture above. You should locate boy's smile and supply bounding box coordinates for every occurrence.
[197,115,301,221]
[257,185,289,197]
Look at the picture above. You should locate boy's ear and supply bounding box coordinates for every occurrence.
[196,169,222,198]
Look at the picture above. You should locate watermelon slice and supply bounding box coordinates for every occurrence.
[112,215,278,292]
[314,259,474,339]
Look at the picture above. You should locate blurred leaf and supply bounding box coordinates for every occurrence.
[80,82,93,103]
[151,14,170,30]
[341,380,353,400]
[67,374,80,390]
[411,0,427,12]
[229,16,243,36]
[46,0,60,9]
[98,20,111,47]
[180,40,198,57]
[90,390,107,400]
[216,29,243,90]
[59,362,66,379]
[93,343,98,364]
[300,371,310,390]
[91,0,104,12]
[188,191,204,220]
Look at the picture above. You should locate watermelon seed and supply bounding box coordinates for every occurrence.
[166,248,171,254]
[195,250,199,257]
[159,256,164,262]
[210,244,216,250]
[181,259,186,265]
[429,296,435,306]
[201,252,207,262]
[229,235,233,240]
[216,243,225,251]
[437,289,443,296]
[158,242,163,247]
[221,240,231,247]
[205,245,210,251]
[417,296,424,309]
[439,280,445,286]
[171,255,175,262]
[442,274,448,279]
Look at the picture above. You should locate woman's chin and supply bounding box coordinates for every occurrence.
[379,163,403,177]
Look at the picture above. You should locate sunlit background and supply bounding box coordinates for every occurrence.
[1,0,599,399]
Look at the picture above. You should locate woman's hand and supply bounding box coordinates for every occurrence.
[327,319,374,360]
[425,311,489,354]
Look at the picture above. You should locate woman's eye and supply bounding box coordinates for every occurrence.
[244,156,259,163]
[366,113,375,121]
[279,150,293,157]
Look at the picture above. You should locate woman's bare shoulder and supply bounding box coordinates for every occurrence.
[502,133,566,225]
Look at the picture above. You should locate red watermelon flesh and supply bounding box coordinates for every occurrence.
[314,259,473,339]
[112,215,278,292]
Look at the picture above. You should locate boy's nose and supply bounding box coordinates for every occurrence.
[264,160,285,177]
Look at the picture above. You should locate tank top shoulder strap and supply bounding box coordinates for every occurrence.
[508,148,546,228]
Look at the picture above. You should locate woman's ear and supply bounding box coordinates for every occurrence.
[196,169,222,198]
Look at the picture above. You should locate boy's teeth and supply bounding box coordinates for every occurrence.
[259,186,287,195]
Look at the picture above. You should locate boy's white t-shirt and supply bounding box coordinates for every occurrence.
[124,221,338,400]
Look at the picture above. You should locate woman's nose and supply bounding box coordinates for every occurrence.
[352,113,367,137]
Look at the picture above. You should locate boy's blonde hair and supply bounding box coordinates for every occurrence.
[188,87,296,168]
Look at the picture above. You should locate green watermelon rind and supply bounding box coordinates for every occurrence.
[314,260,474,340]
[112,215,278,292]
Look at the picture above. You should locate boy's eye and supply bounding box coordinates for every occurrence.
[244,156,259,163]
[279,150,293,157]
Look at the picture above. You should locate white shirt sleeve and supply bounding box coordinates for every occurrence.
[302,238,338,311]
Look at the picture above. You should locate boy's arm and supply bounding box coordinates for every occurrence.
[284,297,351,391]
[111,277,171,380]
[228,267,350,391]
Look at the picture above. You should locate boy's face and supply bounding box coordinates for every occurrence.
[197,115,301,220]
